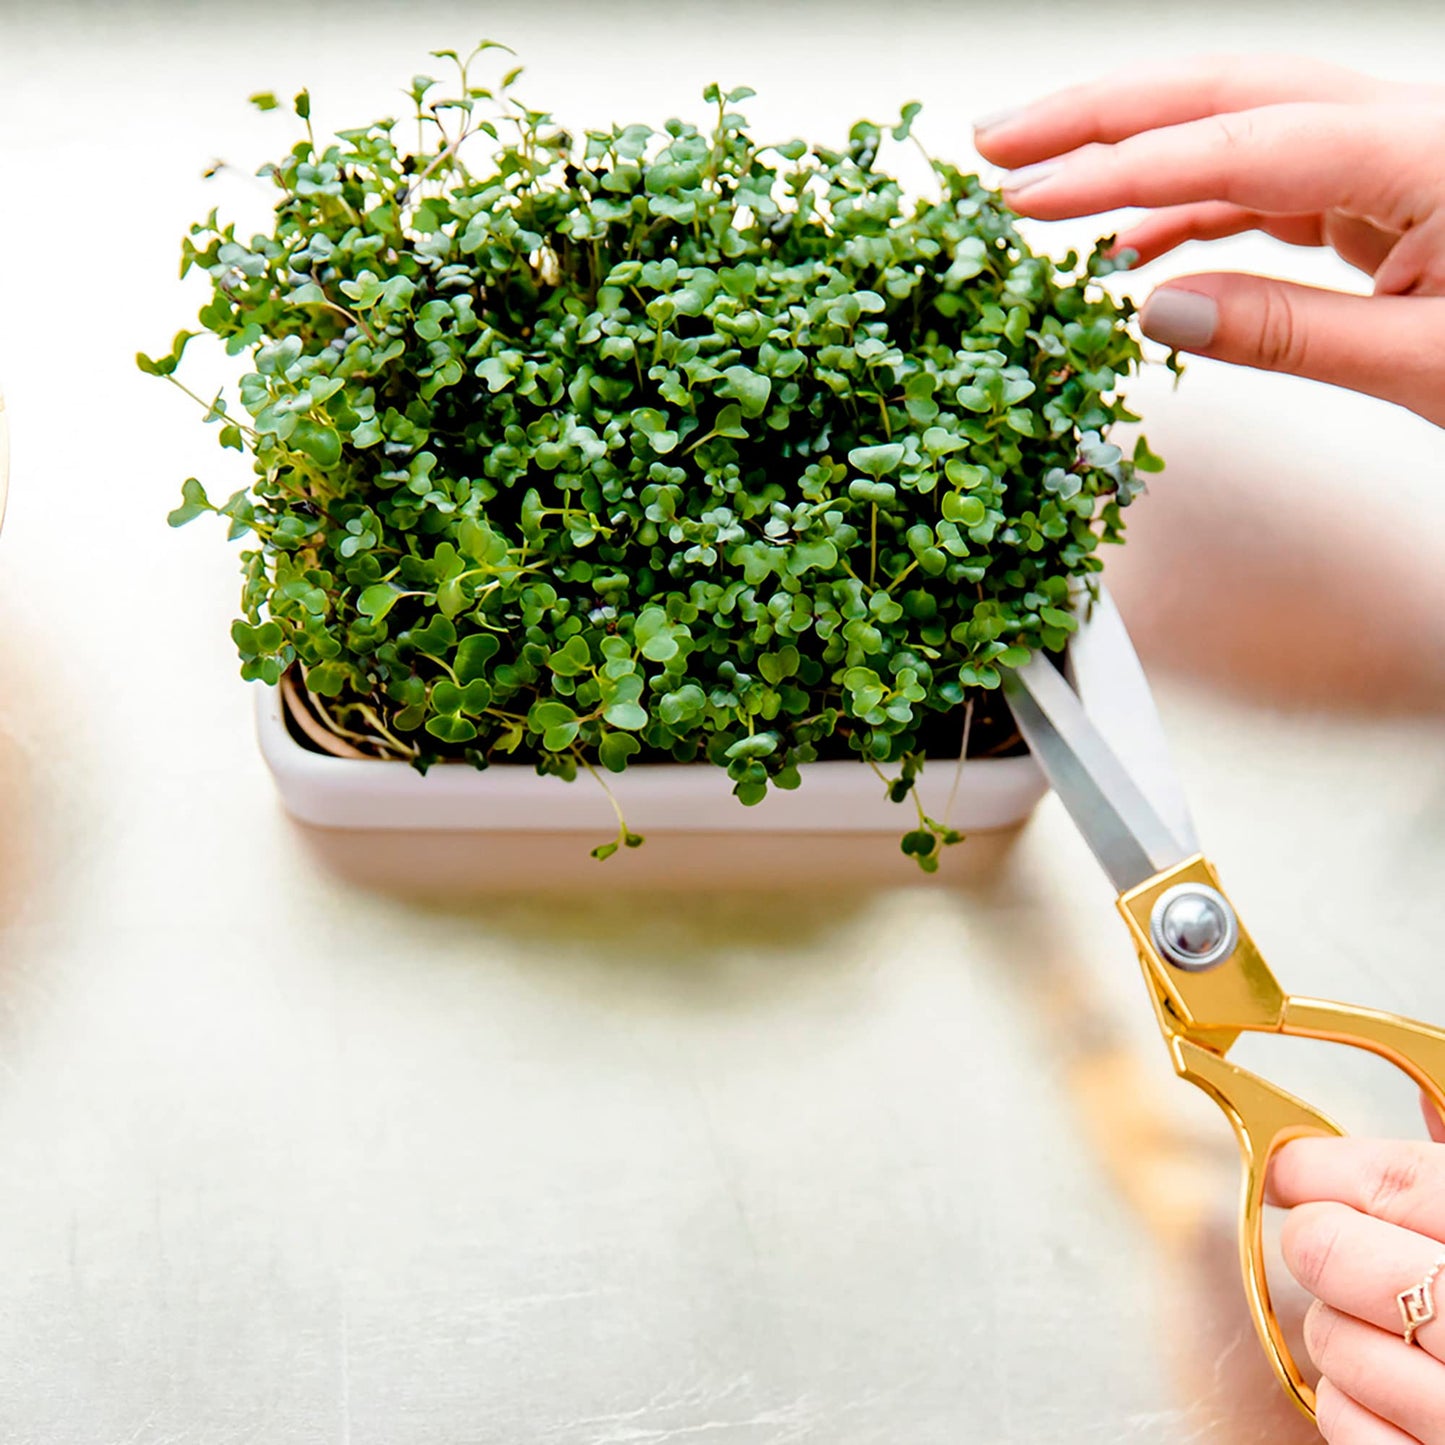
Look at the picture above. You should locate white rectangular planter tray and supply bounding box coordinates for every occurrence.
[257,681,1047,834]
[256,590,1156,837]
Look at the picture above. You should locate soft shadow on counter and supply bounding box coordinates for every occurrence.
[290,818,1022,913]
[292,819,1035,1022]
[285,819,1032,1022]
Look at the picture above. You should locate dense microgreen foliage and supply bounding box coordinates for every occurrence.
[144,44,1164,869]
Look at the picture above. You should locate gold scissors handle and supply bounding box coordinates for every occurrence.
[1118,855,1445,1421]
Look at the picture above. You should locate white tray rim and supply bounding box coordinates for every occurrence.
[257,677,1049,834]
[255,593,1145,835]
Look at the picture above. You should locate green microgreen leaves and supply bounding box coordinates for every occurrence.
[848,444,905,480]
[147,44,1162,870]
[600,673,649,731]
[720,367,772,419]
[167,477,214,527]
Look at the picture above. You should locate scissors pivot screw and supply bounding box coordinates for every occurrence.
[1149,883,1239,972]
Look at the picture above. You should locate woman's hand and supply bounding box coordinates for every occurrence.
[973,56,1445,426]
[1272,1116,1445,1443]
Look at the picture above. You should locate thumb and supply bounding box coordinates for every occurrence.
[1139,274,1445,428]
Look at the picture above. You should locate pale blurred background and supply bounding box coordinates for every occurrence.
[0,1,1443,1440]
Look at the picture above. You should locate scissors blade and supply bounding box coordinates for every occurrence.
[1064,586,1199,856]
[1003,594,1196,894]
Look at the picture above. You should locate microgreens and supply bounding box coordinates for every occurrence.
[143,43,1163,870]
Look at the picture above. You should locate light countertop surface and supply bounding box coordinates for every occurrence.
[1,3,1444,1440]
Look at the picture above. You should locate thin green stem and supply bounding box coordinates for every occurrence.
[943,697,975,828]
[304,274,377,344]
[308,689,407,759]
[164,376,260,441]
[575,749,627,830]
[910,779,931,832]
[884,558,919,595]
[866,756,893,793]
[408,123,478,193]
[573,747,641,859]
[910,133,938,181]
[355,705,419,759]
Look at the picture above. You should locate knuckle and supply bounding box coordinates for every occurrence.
[1255,285,1307,372]
[1211,111,1260,157]
[1282,1202,1346,1293]
[1364,1146,1425,1218]
[1304,1301,1342,1372]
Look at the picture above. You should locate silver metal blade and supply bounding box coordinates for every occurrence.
[1064,586,1199,855]
[1003,604,1195,892]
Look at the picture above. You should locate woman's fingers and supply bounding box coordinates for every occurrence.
[1115,203,1325,265]
[1001,103,1442,232]
[1282,1201,1445,1355]
[1118,205,1401,273]
[1274,1141,1445,1438]
[1315,1377,1424,1445]
[1306,1306,1445,1443]
[1324,214,1407,278]
[1115,205,1400,273]
[1374,214,1445,296]
[973,54,1385,168]
[1274,1138,1445,1241]
[1136,277,1445,427]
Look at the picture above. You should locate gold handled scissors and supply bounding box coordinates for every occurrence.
[1002,587,1445,1422]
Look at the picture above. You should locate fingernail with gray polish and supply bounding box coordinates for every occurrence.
[973,107,1020,134]
[1003,162,1058,193]
[1141,289,1218,350]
